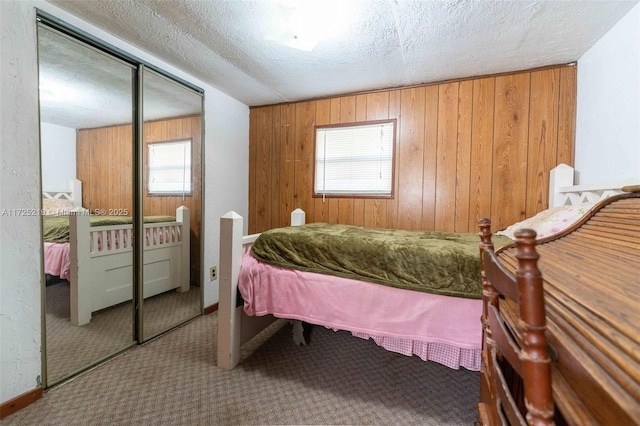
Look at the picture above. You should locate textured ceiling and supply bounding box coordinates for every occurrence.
[43,0,637,120]
[39,25,202,129]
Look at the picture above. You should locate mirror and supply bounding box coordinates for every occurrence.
[141,68,203,340]
[38,25,136,385]
[38,24,203,385]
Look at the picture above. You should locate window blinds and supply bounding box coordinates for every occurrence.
[315,122,394,196]
[148,139,192,195]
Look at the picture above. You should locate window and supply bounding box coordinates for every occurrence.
[314,120,395,197]
[147,139,192,195]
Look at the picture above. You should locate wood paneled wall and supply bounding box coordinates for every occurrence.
[76,115,202,284]
[249,65,576,234]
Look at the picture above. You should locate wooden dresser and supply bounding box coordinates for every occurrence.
[481,188,640,425]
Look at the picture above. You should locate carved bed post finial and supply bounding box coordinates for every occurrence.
[514,229,555,425]
[478,217,494,253]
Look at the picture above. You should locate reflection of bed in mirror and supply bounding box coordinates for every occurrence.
[43,179,82,282]
[43,179,190,326]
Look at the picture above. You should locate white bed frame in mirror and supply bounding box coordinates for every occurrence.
[218,164,634,370]
[43,179,82,209]
[69,206,190,326]
[43,178,190,326]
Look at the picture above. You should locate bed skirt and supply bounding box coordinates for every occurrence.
[350,332,480,370]
[239,252,482,371]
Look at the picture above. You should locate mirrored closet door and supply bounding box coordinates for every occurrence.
[140,68,203,341]
[38,24,136,385]
[38,17,204,387]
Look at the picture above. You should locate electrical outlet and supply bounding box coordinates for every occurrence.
[209,266,217,281]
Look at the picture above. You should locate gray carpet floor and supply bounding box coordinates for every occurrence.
[45,281,201,384]
[5,312,480,425]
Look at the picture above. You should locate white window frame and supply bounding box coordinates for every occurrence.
[147,139,192,196]
[314,120,396,198]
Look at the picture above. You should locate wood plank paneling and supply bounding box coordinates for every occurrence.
[280,104,296,226]
[271,106,282,229]
[491,73,531,229]
[468,77,495,231]
[249,65,577,234]
[386,90,401,229]
[527,68,560,216]
[557,66,577,167]
[398,87,425,230]
[255,107,273,232]
[294,102,316,222]
[89,129,100,211]
[455,80,473,232]
[421,85,439,231]
[435,82,459,232]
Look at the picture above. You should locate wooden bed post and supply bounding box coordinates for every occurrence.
[477,218,499,424]
[69,208,92,326]
[176,206,190,293]
[477,218,498,351]
[514,229,554,424]
[218,211,245,369]
[71,179,83,208]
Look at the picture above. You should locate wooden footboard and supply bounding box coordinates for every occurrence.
[478,180,640,424]
[69,206,190,326]
[218,208,305,369]
[480,191,640,424]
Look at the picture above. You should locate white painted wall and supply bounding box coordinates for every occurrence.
[575,3,640,184]
[1,0,249,404]
[203,93,250,304]
[40,122,77,191]
[1,0,44,404]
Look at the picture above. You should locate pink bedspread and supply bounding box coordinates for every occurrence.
[239,252,482,371]
[44,242,70,280]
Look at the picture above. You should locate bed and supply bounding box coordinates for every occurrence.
[43,179,190,326]
[217,164,631,371]
[477,184,640,424]
[43,179,82,282]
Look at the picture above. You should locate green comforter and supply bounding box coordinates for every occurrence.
[251,223,512,299]
[43,215,176,243]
